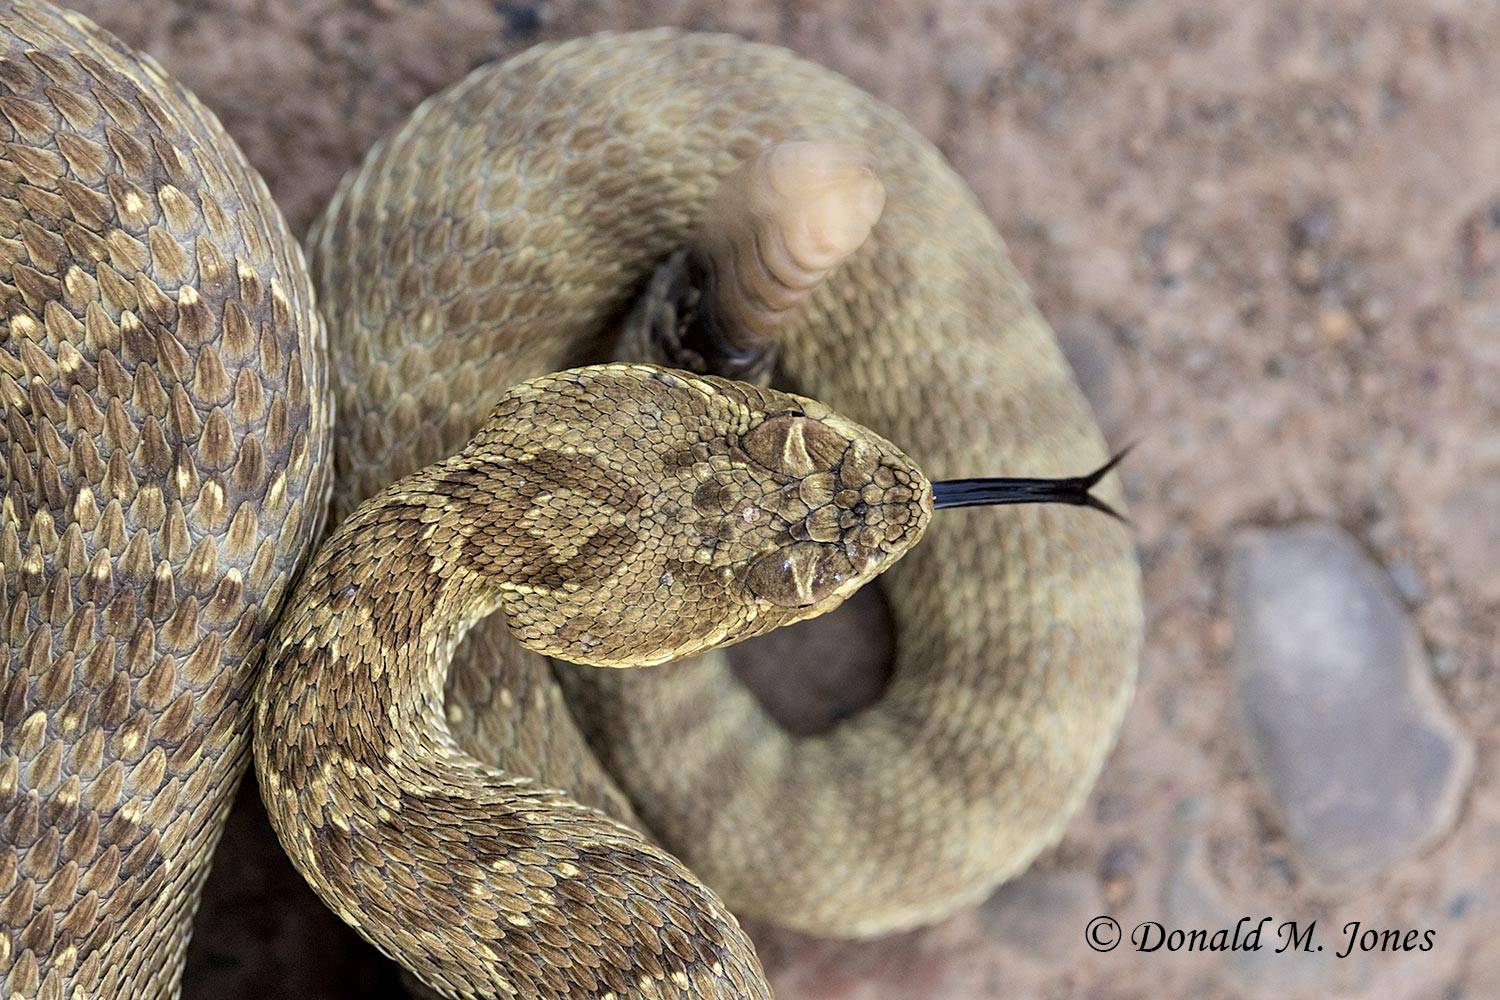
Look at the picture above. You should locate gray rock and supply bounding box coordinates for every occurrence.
[1227,523,1474,884]
[979,869,1103,960]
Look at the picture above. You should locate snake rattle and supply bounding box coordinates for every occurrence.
[1,5,1141,999]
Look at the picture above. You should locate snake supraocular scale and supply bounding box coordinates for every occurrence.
[0,5,1142,999]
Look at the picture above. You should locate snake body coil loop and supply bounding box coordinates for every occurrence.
[0,2,330,996]
[0,8,1140,998]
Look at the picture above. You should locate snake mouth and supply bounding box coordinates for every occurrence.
[930,447,1133,521]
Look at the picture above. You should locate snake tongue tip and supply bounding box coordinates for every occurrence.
[1082,443,1135,489]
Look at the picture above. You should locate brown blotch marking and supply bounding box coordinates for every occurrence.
[456,455,643,593]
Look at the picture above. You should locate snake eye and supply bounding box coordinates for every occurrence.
[741,415,849,478]
[742,542,853,607]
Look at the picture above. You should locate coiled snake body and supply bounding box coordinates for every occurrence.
[1,5,1141,998]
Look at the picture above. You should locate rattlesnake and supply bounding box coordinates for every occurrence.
[0,4,1141,998]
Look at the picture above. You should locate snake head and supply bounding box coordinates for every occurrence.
[473,365,933,666]
[662,390,936,656]
[731,411,932,618]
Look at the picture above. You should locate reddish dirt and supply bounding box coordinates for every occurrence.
[61,1,1497,997]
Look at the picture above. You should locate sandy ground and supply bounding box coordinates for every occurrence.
[59,1,1498,997]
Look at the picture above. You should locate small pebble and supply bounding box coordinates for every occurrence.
[1386,559,1426,604]
[1317,307,1356,344]
[1448,892,1477,919]
[1099,841,1142,906]
[496,2,542,36]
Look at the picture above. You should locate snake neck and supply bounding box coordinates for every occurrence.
[254,456,770,999]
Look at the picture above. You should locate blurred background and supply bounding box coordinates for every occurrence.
[67,1,1496,997]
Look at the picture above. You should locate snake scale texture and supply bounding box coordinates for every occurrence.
[0,3,1141,998]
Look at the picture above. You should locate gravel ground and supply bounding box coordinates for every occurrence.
[58,1,1497,997]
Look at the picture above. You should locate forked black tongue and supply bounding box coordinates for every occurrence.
[930,447,1132,522]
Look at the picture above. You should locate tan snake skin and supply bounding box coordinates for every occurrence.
[0,2,330,997]
[1,7,1140,999]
